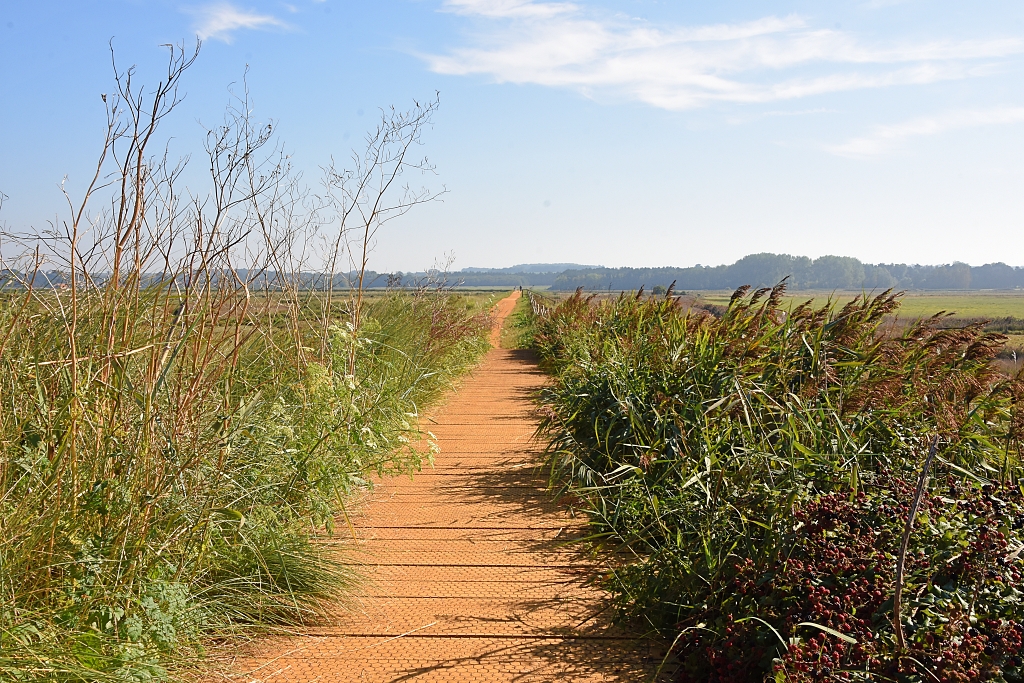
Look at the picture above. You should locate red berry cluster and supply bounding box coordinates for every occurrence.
[673,477,1024,683]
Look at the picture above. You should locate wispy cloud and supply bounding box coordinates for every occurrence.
[862,0,915,8]
[443,0,577,19]
[424,0,1023,110]
[726,107,838,125]
[188,2,288,43]
[827,107,1024,158]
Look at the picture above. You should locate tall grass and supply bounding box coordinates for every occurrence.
[533,284,1024,681]
[499,291,539,349]
[0,46,490,681]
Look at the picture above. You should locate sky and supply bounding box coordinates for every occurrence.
[1,0,1023,271]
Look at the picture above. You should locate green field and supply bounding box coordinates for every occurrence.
[685,289,1024,320]
[536,288,1024,321]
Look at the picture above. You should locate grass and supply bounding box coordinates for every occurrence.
[687,289,1024,320]
[0,286,491,681]
[499,292,536,349]
[1005,333,1024,350]
[0,46,494,682]
[549,288,1024,323]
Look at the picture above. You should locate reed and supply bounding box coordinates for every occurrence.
[533,284,1024,681]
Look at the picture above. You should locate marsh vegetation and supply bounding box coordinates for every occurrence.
[0,45,493,681]
[530,285,1024,682]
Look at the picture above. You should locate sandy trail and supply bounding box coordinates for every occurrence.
[235,291,670,682]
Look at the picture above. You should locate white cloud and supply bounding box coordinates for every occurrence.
[727,107,838,125]
[424,0,1024,110]
[827,107,1024,158]
[443,0,577,19]
[189,3,289,43]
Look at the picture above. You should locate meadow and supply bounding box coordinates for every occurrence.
[688,289,1024,319]
[536,288,1021,317]
[531,287,1024,370]
[530,288,1024,316]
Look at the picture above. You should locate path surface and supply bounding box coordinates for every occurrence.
[237,292,670,682]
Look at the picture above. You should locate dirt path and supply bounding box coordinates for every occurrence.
[236,291,670,682]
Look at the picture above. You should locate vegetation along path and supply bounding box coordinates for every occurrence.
[234,291,671,682]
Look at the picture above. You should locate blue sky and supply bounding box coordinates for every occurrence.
[2,0,1023,270]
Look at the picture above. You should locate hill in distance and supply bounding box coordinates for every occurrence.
[459,263,601,274]
[15,255,1022,291]
[435,254,1024,291]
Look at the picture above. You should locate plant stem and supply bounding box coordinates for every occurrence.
[894,434,939,651]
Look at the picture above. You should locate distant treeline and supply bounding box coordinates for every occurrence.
[10,254,1023,292]
[547,254,1024,291]
[2,268,557,290]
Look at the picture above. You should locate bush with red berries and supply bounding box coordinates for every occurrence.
[673,476,1024,682]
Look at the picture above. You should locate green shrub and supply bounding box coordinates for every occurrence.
[533,284,1024,681]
